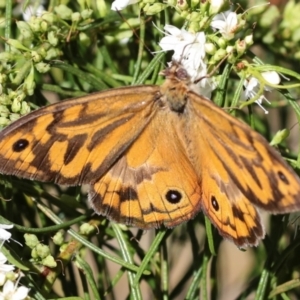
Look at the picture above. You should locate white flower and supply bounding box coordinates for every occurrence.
[211,11,238,40]
[0,280,30,300]
[241,71,281,114]
[0,225,13,244]
[111,0,139,11]
[0,253,14,274]
[209,0,226,15]
[23,4,45,22]
[159,25,206,70]
[158,25,217,98]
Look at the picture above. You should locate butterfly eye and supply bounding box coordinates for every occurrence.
[278,171,289,185]
[12,139,29,152]
[211,196,219,211]
[165,189,182,204]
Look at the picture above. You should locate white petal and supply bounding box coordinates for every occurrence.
[0,230,11,241]
[262,71,281,85]
[0,272,6,286]
[23,5,45,21]
[2,280,14,294]
[227,12,238,28]
[211,19,226,30]
[0,253,7,264]
[12,286,30,300]
[111,0,138,11]
[163,24,182,36]
[0,225,13,230]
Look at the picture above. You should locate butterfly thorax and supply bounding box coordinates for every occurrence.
[160,64,191,113]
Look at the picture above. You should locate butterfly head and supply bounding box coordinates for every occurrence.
[159,62,194,113]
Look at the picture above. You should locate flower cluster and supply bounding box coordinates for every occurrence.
[112,0,283,113]
[0,4,94,127]
[0,225,30,300]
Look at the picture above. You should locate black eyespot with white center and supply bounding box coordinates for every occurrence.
[278,171,289,185]
[12,139,29,152]
[165,189,182,204]
[211,196,219,211]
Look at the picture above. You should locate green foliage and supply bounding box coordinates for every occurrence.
[0,0,300,299]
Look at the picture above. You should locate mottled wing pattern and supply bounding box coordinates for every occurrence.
[187,93,300,247]
[90,106,202,228]
[0,86,158,185]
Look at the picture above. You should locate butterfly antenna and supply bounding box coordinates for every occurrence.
[194,52,230,84]
[115,9,154,55]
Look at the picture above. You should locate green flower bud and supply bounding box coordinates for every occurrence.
[42,255,57,268]
[188,21,200,33]
[20,101,31,115]
[72,12,81,22]
[31,248,39,259]
[35,62,50,73]
[245,34,253,46]
[81,9,93,20]
[0,105,10,113]
[0,93,12,106]
[24,233,40,249]
[187,12,201,22]
[12,97,22,113]
[41,12,57,23]
[45,48,61,60]
[226,45,234,53]
[54,4,73,20]
[144,3,167,15]
[6,272,17,281]
[40,20,48,32]
[52,231,64,246]
[36,243,50,259]
[199,16,210,29]
[176,0,188,10]
[16,21,33,40]
[47,31,58,47]
[200,0,209,13]
[9,113,21,122]
[211,48,227,64]
[24,65,35,95]
[167,0,177,5]
[236,39,246,55]
[217,37,227,48]
[79,223,95,235]
[37,47,47,59]
[270,129,290,146]
[205,42,217,55]
[209,0,226,15]
[79,32,91,48]
[29,16,41,32]
[8,91,17,100]
[31,51,42,63]
[59,243,68,252]
[180,10,189,18]
[0,117,10,127]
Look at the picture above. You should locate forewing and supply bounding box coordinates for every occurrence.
[0,86,158,185]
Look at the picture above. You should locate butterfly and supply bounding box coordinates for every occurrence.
[0,62,299,248]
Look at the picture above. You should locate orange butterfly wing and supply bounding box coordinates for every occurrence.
[0,86,157,184]
[188,93,300,247]
[90,104,202,228]
[0,63,299,247]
